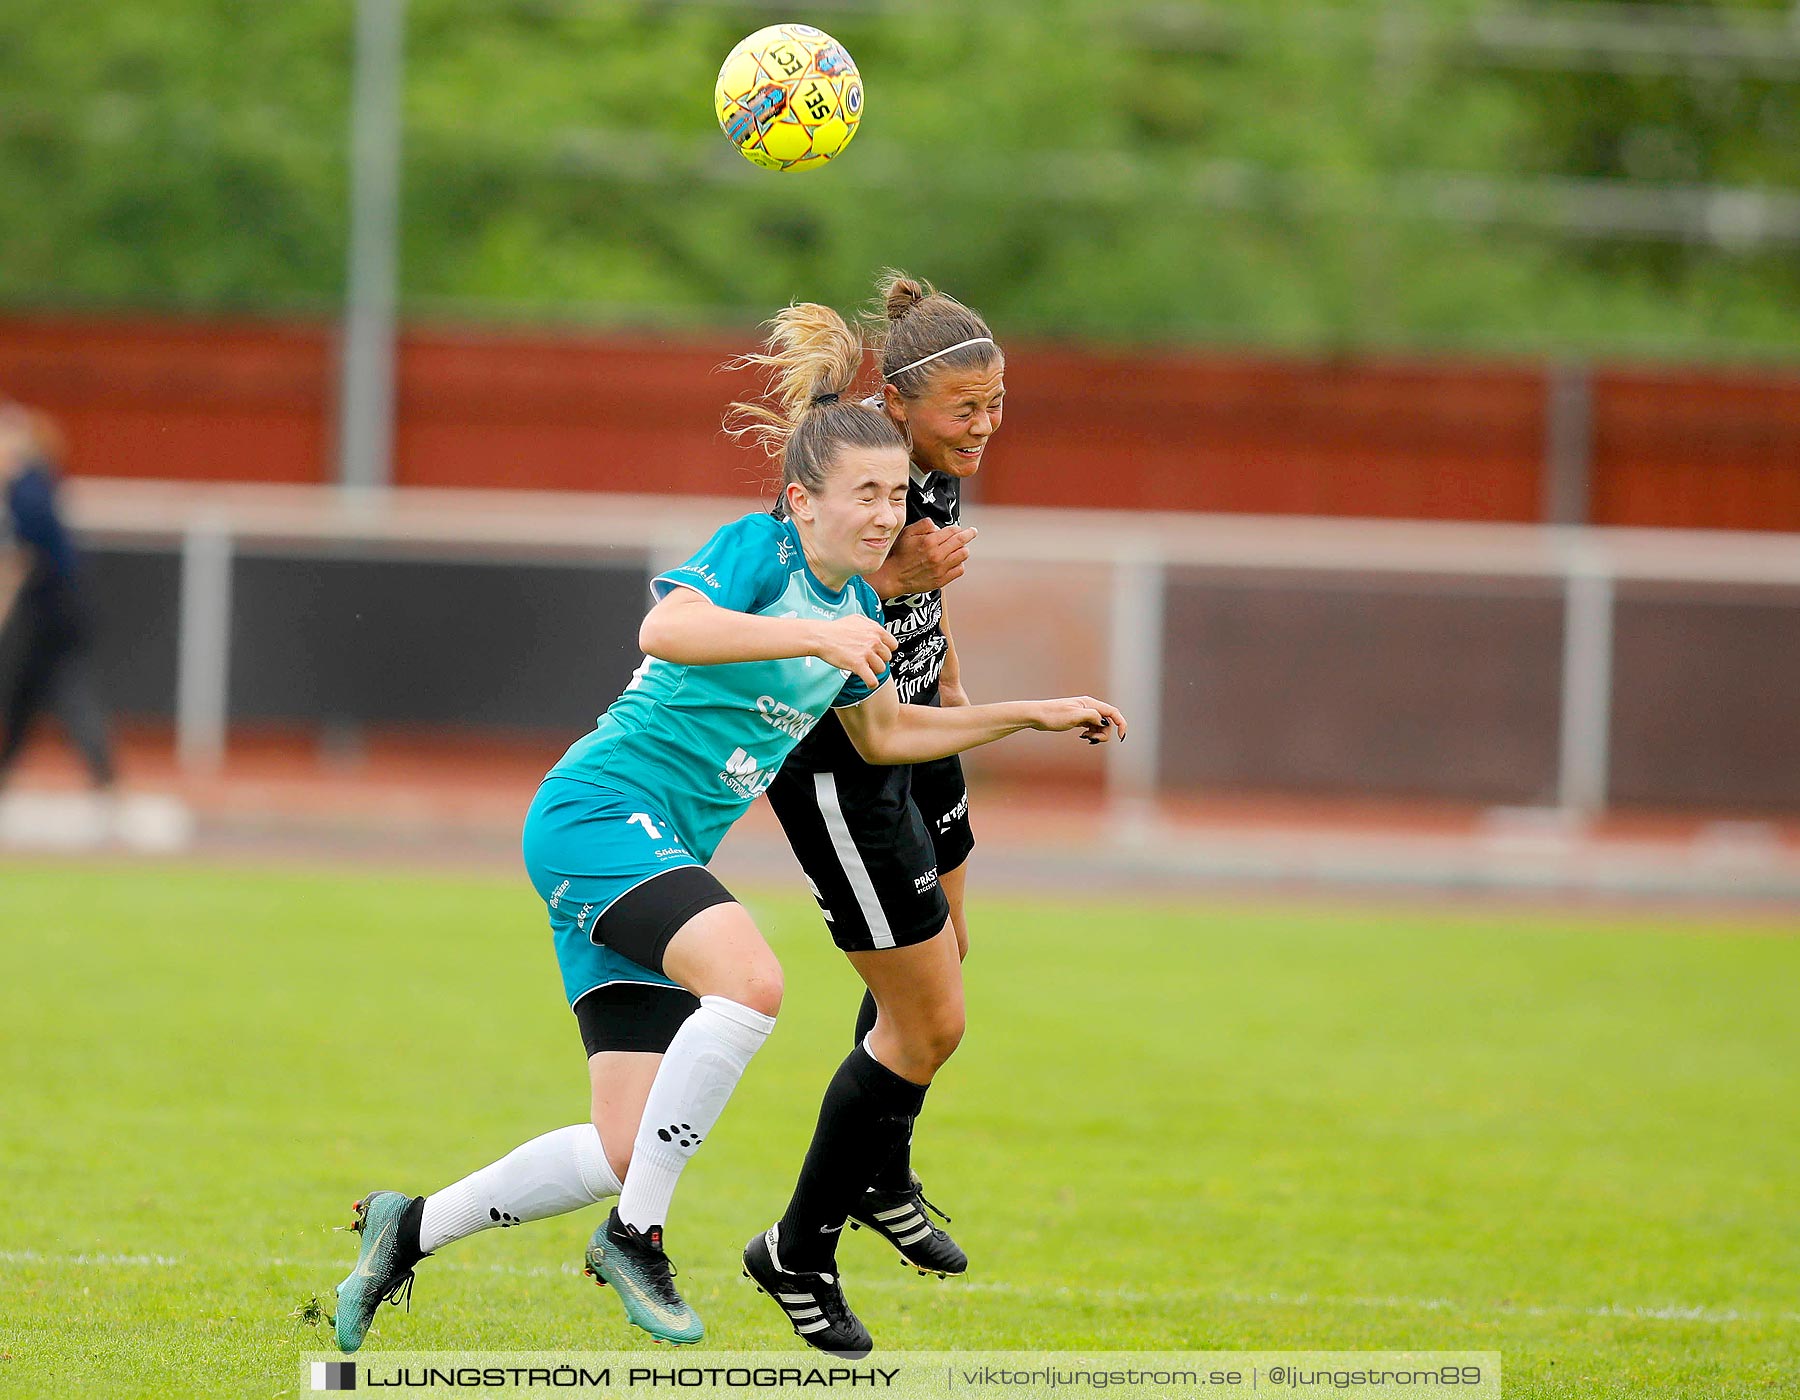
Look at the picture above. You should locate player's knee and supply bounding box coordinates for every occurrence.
[935,1006,967,1063]
[716,956,784,1017]
[739,974,783,1019]
[907,1003,965,1071]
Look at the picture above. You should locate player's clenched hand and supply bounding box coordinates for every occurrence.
[879,520,978,596]
[812,616,898,688]
[1029,697,1128,745]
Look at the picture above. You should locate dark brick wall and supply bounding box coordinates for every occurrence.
[1160,570,1565,803]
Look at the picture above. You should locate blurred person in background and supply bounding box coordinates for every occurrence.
[0,404,116,793]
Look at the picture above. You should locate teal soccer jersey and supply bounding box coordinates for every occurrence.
[548,511,888,863]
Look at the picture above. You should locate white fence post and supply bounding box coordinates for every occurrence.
[1107,554,1166,823]
[1557,544,1615,816]
[176,522,234,773]
[337,0,407,490]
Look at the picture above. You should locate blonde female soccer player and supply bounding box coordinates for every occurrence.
[329,302,1123,1357]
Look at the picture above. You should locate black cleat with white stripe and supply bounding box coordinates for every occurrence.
[742,1225,873,1359]
[846,1174,968,1277]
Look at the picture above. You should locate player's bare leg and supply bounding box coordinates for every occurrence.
[589,1050,662,1185]
[631,902,783,1234]
[744,931,946,1356]
[838,923,970,1275]
[746,918,965,1350]
[849,922,965,1085]
[838,859,972,1275]
[589,902,780,1344]
[940,860,971,960]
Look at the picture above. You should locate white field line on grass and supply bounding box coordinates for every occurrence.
[11,1249,1789,1328]
[255,1255,1793,1327]
[1212,1287,1767,1326]
[0,1249,183,1267]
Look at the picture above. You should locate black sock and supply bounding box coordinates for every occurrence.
[396,1194,429,1269]
[850,991,919,1192]
[777,1045,927,1273]
[867,1117,920,1194]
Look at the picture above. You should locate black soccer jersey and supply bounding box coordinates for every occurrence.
[782,463,961,773]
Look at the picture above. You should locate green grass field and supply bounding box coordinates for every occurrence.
[1,863,1795,1397]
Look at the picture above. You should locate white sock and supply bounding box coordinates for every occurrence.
[418,1123,623,1254]
[617,995,776,1232]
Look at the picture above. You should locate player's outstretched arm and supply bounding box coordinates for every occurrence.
[837,680,1126,766]
[640,587,896,687]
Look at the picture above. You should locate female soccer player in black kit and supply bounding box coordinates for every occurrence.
[746,273,1016,1353]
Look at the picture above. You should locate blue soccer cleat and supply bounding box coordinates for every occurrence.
[333,1190,427,1353]
[583,1208,703,1346]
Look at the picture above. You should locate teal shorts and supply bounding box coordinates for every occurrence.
[521,776,715,1008]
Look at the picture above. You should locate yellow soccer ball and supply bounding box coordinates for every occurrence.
[714,24,863,173]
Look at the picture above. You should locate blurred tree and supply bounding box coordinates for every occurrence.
[0,0,1795,359]
[0,0,350,308]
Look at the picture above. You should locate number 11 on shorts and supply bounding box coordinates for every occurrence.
[628,812,664,840]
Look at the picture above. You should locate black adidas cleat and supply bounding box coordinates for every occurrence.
[742,1225,872,1359]
[847,1173,967,1277]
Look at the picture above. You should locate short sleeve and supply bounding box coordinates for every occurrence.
[850,575,885,623]
[831,670,889,709]
[652,514,788,615]
[830,576,892,708]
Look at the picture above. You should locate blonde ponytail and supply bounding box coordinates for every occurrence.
[725,302,902,512]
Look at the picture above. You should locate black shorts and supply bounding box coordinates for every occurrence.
[570,866,725,1056]
[592,864,736,978]
[766,754,974,953]
[572,981,698,1057]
